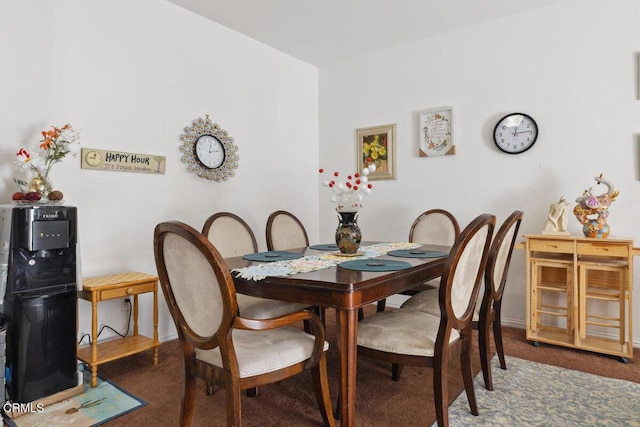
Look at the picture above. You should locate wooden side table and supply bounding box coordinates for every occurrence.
[77,272,160,387]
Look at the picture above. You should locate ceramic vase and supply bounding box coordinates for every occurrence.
[335,211,362,254]
[582,219,610,238]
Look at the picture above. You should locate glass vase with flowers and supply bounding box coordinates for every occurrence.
[319,164,376,254]
[14,123,79,202]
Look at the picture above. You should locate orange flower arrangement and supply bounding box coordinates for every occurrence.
[16,123,79,178]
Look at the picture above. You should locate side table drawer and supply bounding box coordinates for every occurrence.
[100,281,156,300]
[529,239,573,254]
[577,242,629,258]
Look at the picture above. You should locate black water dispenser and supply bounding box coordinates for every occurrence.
[0,205,78,403]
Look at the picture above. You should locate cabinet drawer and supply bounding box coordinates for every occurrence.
[528,239,573,254]
[577,242,629,257]
[99,282,156,300]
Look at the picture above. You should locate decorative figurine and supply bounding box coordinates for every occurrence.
[542,197,571,235]
[573,174,619,238]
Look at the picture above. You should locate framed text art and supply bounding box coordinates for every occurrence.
[418,107,455,157]
[356,124,396,180]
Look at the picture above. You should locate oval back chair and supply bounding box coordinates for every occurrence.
[376,209,460,312]
[402,210,523,391]
[357,213,495,427]
[266,210,309,251]
[153,221,335,427]
[202,212,309,318]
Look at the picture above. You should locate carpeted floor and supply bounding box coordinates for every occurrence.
[97,307,640,426]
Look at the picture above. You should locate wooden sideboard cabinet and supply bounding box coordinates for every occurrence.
[524,234,634,361]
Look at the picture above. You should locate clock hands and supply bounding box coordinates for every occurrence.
[511,128,532,137]
[207,140,221,154]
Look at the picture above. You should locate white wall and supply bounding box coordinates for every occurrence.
[319,0,640,344]
[0,0,320,342]
[3,0,640,347]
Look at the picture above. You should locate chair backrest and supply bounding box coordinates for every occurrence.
[438,214,494,331]
[154,221,236,352]
[266,210,309,251]
[409,209,460,246]
[202,212,258,258]
[477,211,523,317]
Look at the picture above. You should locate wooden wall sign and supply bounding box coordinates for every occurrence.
[80,148,166,174]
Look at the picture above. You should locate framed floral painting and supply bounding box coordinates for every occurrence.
[418,106,455,157]
[356,124,396,180]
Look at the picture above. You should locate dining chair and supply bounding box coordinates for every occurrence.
[203,212,313,397]
[357,213,495,427]
[153,221,336,427]
[376,209,460,312]
[203,212,310,320]
[266,210,310,251]
[401,210,523,391]
[265,210,327,324]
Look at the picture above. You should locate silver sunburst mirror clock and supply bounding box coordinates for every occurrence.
[179,114,239,182]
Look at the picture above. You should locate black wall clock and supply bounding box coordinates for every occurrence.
[179,114,239,181]
[493,113,538,154]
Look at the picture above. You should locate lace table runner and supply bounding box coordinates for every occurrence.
[232,242,422,281]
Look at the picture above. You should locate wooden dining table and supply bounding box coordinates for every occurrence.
[224,241,449,426]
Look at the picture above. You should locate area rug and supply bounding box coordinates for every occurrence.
[3,367,146,427]
[438,356,640,426]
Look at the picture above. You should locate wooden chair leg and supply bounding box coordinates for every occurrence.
[433,352,449,427]
[311,356,337,427]
[377,299,386,312]
[478,313,493,391]
[460,336,479,416]
[391,363,403,381]
[334,392,341,420]
[493,303,507,370]
[225,373,242,427]
[206,381,215,396]
[182,360,197,427]
[309,307,327,331]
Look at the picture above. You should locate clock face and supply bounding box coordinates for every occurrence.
[195,135,225,169]
[493,113,538,154]
[85,150,103,166]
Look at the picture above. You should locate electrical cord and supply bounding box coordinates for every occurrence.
[78,298,132,345]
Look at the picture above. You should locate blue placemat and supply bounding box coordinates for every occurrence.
[243,251,303,262]
[339,259,412,272]
[309,243,339,251]
[387,249,448,258]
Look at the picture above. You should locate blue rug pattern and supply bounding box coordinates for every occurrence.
[4,365,145,427]
[438,356,640,426]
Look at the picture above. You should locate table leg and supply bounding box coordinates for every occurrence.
[133,294,139,336]
[337,308,358,427]
[90,296,98,387]
[153,284,159,365]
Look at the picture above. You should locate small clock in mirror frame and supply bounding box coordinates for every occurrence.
[493,113,538,154]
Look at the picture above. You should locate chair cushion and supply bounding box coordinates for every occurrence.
[196,327,329,378]
[357,309,459,357]
[401,288,480,322]
[237,294,311,319]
